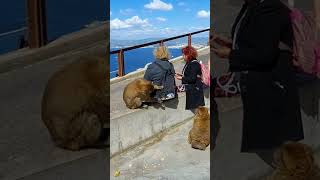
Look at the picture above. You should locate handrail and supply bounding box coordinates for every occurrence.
[110,28,210,77]
[0,27,27,38]
[110,28,210,54]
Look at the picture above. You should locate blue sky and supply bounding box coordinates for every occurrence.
[110,0,210,40]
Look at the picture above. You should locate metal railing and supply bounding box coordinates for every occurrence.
[110,28,210,77]
[0,0,47,50]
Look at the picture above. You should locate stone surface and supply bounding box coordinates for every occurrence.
[110,119,210,180]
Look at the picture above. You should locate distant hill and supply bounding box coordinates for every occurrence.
[110,37,209,49]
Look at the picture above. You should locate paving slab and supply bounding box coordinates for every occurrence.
[18,151,108,180]
[110,119,210,180]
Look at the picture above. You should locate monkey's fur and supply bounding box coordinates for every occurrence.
[267,142,320,180]
[123,79,163,109]
[41,56,108,151]
[188,106,210,150]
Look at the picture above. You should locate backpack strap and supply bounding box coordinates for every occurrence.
[154,61,170,73]
[153,61,172,84]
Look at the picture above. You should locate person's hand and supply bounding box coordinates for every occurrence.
[212,46,231,59]
[175,74,182,80]
[175,72,182,76]
[210,35,232,48]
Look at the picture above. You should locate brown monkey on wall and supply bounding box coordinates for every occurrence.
[41,55,108,151]
[123,79,162,109]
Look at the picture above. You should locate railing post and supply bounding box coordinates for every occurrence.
[26,0,48,48]
[188,34,191,46]
[118,50,125,77]
[159,40,164,46]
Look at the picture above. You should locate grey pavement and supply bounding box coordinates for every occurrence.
[18,150,108,180]
[110,119,210,180]
[211,103,273,180]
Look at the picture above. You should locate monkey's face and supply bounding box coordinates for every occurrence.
[195,106,209,118]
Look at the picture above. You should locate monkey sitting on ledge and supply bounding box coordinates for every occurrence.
[123,79,163,109]
[41,56,108,151]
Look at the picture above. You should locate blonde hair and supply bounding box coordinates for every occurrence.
[153,46,170,60]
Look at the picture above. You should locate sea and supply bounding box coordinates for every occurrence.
[110,47,183,79]
[0,0,107,55]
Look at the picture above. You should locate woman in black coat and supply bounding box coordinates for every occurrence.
[175,46,205,112]
[212,0,304,167]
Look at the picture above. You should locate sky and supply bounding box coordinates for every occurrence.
[110,0,210,40]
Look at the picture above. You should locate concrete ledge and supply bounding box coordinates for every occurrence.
[110,47,210,85]
[110,88,210,157]
[0,23,107,74]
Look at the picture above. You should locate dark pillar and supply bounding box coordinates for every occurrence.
[26,0,48,48]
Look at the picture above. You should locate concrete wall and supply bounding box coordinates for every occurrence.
[110,88,210,157]
[0,23,107,74]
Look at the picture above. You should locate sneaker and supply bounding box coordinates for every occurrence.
[160,93,175,101]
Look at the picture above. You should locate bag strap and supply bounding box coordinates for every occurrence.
[154,62,171,86]
[154,61,175,73]
[154,61,167,72]
[216,72,239,94]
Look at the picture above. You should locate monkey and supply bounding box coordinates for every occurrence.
[267,142,320,180]
[188,106,210,150]
[41,55,109,151]
[123,79,163,109]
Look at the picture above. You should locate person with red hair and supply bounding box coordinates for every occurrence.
[175,46,205,112]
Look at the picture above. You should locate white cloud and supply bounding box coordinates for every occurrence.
[178,2,185,6]
[197,10,210,18]
[110,16,151,30]
[125,16,150,27]
[156,17,166,21]
[120,8,134,15]
[110,18,132,29]
[144,0,173,11]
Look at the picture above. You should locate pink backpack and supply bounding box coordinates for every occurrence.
[200,60,211,86]
[285,5,320,78]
